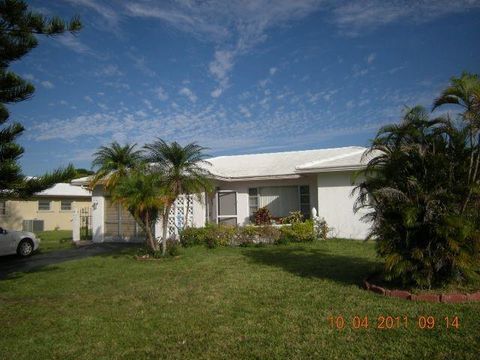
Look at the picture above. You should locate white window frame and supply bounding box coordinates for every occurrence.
[248,188,259,221]
[299,185,310,218]
[61,200,73,211]
[38,200,51,211]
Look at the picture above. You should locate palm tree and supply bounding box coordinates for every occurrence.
[354,106,477,288]
[433,72,480,212]
[111,170,165,252]
[90,142,144,191]
[144,139,213,255]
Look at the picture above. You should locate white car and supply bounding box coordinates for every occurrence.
[0,227,40,257]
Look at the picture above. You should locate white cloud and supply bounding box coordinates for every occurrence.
[23,73,36,81]
[269,67,278,75]
[238,105,252,118]
[96,64,123,77]
[209,49,235,97]
[366,53,376,64]
[179,87,198,103]
[97,103,108,110]
[64,0,120,31]
[388,65,405,74]
[258,79,270,88]
[55,33,91,54]
[211,88,223,98]
[84,95,93,102]
[41,80,54,89]
[124,1,323,97]
[124,2,229,42]
[129,54,156,76]
[154,86,169,101]
[330,0,480,36]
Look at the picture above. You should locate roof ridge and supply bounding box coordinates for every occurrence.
[208,146,366,160]
[296,149,366,169]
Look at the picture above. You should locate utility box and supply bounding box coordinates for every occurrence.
[22,220,44,232]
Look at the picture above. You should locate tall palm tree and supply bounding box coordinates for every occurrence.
[433,72,480,212]
[144,139,213,255]
[111,170,165,252]
[90,142,144,191]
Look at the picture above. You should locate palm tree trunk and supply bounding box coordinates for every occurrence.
[162,207,170,255]
[467,131,475,183]
[461,133,480,214]
[144,211,157,252]
[184,194,191,230]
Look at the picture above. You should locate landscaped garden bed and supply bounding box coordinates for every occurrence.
[363,276,480,303]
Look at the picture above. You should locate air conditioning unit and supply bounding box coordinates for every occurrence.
[22,220,44,232]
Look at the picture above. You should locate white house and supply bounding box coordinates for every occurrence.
[71,146,372,242]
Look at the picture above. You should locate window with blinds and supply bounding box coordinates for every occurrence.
[247,185,310,220]
[38,200,51,211]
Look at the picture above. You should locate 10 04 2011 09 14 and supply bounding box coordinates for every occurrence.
[327,315,460,330]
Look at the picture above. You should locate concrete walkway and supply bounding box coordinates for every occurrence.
[0,243,137,280]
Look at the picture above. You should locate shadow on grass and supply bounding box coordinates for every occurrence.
[242,245,379,287]
[0,243,141,281]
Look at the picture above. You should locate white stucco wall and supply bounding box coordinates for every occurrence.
[192,192,206,227]
[316,171,370,239]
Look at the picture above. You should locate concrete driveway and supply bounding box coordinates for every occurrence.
[0,243,137,280]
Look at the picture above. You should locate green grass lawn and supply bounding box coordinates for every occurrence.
[0,240,479,359]
[36,230,74,252]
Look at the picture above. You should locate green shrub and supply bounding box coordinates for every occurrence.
[279,220,315,243]
[355,103,480,288]
[166,239,181,256]
[236,225,258,247]
[204,224,236,249]
[313,217,329,240]
[180,227,209,247]
[256,225,281,244]
[280,211,303,224]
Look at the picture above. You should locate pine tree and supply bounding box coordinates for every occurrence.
[0,0,82,199]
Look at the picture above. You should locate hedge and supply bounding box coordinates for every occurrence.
[179,220,317,249]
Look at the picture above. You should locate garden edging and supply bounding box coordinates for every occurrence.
[363,278,480,303]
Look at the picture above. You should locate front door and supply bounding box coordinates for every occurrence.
[217,191,237,225]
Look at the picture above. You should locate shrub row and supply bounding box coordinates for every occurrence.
[180,220,319,249]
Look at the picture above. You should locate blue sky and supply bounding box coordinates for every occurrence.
[10,0,480,175]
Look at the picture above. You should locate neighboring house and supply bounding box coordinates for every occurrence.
[0,183,92,231]
[72,146,372,242]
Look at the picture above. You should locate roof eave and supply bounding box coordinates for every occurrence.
[211,174,302,182]
[295,164,366,174]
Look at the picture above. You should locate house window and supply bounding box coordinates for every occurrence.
[248,188,258,220]
[61,200,72,211]
[299,185,310,218]
[38,200,51,211]
[258,186,299,218]
[0,200,6,216]
[248,185,311,221]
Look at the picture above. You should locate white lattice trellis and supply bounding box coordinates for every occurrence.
[167,195,194,238]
